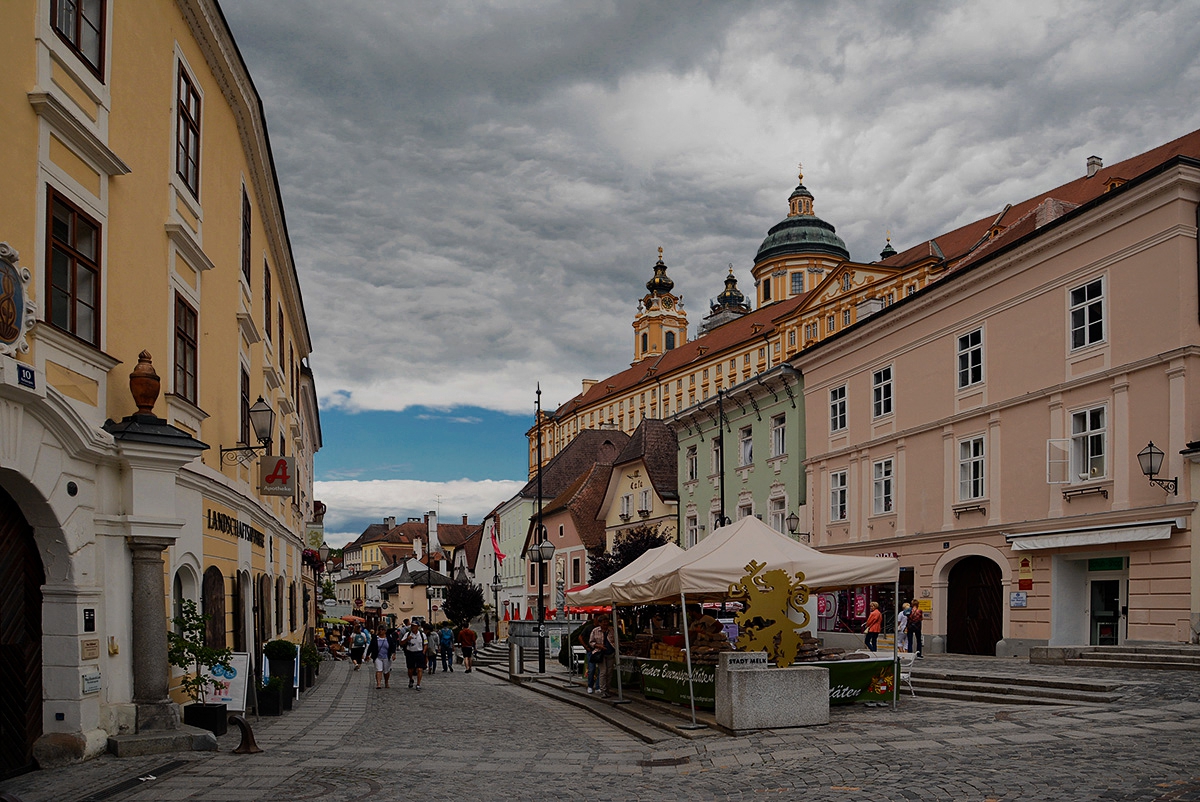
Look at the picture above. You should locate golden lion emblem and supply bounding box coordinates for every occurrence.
[727,560,811,668]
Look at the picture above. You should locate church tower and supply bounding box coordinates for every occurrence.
[632,248,688,363]
[697,265,752,335]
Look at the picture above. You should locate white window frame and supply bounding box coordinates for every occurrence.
[739,426,753,466]
[686,445,698,482]
[791,272,804,295]
[1071,405,1107,482]
[958,436,985,500]
[769,497,787,533]
[737,503,753,520]
[872,366,893,418]
[829,471,848,521]
[620,494,633,517]
[830,385,847,432]
[711,438,721,475]
[638,489,651,512]
[957,328,983,389]
[873,458,894,515]
[770,414,786,458]
[686,515,699,547]
[1069,277,1105,351]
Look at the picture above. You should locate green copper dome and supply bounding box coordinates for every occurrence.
[755,178,849,263]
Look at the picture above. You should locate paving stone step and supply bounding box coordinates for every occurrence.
[910,669,1121,693]
[905,684,1089,706]
[910,676,1120,704]
[1065,657,1200,671]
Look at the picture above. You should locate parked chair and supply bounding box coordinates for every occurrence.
[898,652,916,696]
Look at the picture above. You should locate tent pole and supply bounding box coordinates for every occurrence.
[892,577,899,710]
[678,591,704,729]
[611,606,629,705]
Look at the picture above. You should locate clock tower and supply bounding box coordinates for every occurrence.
[632,248,688,364]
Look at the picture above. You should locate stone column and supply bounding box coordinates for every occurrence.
[128,535,179,732]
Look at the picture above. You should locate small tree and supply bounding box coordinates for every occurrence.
[588,523,668,584]
[442,579,485,629]
[168,599,234,705]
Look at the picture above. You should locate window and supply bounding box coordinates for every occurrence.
[52,0,106,77]
[743,354,750,366]
[686,446,698,481]
[241,188,251,283]
[957,328,983,388]
[1070,278,1104,349]
[47,190,101,345]
[711,438,721,474]
[737,503,753,520]
[620,494,633,517]
[830,385,847,432]
[842,274,852,291]
[572,558,581,585]
[174,295,198,404]
[1071,406,1106,481]
[641,332,648,353]
[239,367,250,445]
[638,489,651,512]
[665,331,675,350]
[873,459,894,514]
[787,329,796,348]
[686,515,699,548]
[762,279,771,301]
[827,314,835,333]
[176,65,201,197]
[842,309,851,327]
[872,366,893,418]
[830,471,847,521]
[771,414,786,458]
[907,283,917,296]
[769,497,786,533]
[959,437,985,500]
[739,426,753,466]
[791,272,804,295]
[264,262,272,341]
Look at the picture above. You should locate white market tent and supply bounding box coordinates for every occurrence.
[565,542,684,607]
[610,516,899,605]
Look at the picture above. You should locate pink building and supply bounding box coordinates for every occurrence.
[794,131,1200,655]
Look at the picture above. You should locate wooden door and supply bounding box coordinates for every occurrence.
[0,486,44,779]
[946,556,1002,655]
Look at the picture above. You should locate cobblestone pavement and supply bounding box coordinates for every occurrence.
[3,655,1199,802]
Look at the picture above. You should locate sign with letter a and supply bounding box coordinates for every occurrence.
[259,456,296,496]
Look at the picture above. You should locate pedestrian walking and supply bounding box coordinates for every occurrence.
[589,617,616,697]
[439,623,455,672]
[578,620,598,691]
[458,623,478,673]
[864,601,883,651]
[424,623,439,674]
[366,626,395,689]
[350,624,368,670]
[907,599,924,657]
[399,619,427,689]
[896,602,911,653]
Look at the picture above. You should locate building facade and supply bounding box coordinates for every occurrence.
[0,0,320,773]
[795,134,1200,654]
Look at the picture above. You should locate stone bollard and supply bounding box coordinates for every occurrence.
[229,714,264,754]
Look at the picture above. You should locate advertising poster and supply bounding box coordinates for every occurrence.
[208,652,251,713]
[825,659,895,705]
[639,659,716,710]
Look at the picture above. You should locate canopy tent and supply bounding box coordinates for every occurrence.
[610,516,898,604]
[564,542,685,607]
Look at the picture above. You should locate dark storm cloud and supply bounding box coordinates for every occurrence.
[220,0,1200,416]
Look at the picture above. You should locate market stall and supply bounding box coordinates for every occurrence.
[567,517,900,726]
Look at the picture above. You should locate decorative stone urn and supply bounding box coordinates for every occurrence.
[129,350,161,414]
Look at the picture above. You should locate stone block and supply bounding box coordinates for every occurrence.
[715,665,829,733]
[107,725,216,757]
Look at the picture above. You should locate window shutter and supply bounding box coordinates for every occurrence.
[1047,439,1070,484]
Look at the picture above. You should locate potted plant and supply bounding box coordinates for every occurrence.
[258,675,284,716]
[300,644,320,690]
[167,599,234,736]
[264,638,297,710]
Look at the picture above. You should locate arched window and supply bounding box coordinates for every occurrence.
[665,331,675,350]
[289,582,297,632]
[173,567,198,635]
[641,332,648,353]
[275,576,285,635]
[232,571,246,652]
[202,566,226,649]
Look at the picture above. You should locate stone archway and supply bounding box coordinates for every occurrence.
[0,483,45,779]
[946,556,1003,655]
[931,543,1012,656]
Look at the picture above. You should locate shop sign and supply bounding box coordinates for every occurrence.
[1010,591,1028,608]
[825,659,894,705]
[639,659,716,709]
[81,672,102,694]
[1088,557,1124,572]
[259,456,296,496]
[80,639,100,660]
[917,599,932,614]
[206,508,265,547]
[724,652,768,669]
[1019,556,1034,591]
[305,523,324,549]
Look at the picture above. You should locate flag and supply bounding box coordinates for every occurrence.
[491,522,506,564]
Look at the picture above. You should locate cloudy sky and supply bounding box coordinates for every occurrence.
[220,0,1200,546]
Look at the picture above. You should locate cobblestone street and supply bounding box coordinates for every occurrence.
[4,657,1199,802]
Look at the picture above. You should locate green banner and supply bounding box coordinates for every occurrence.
[825,658,895,705]
[636,659,716,710]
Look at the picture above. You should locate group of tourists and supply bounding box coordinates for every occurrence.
[326,621,478,690]
[862,598,924,657]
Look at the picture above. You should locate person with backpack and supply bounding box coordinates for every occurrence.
[907,599,924,658]
[458,624,478,673]
[399,619,427,690]
[439,623,455,672]
[350,624,369,671]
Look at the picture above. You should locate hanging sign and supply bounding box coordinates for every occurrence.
[1019,557,1034,591]
[259,456,296,496]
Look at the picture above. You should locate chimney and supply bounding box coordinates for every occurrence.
[1086,155,1102,178]
[427,510,439,556]
[462,514,468,525]
[384,516,395,528]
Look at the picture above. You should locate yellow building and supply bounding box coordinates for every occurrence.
[0,0,320,772]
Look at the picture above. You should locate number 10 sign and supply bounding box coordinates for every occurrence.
[259,456,296,496]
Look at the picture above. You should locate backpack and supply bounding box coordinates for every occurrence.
[908,607,923,626]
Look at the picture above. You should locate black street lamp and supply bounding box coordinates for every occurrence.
[785,511,810,544]
[220,396,276,465]
[1137,441,1178,495]
[426,584,435,622]
[527,535,555,673]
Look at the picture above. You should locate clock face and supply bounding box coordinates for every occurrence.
[662,297,674,309]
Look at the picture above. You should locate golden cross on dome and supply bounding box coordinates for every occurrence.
[797,162,804,182]
[886,229,892,243]
[658,246,664,261]
[728,262,734,275]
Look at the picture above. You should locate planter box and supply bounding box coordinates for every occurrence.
[182,702,228,736]
[303,664,315,690]
[258,687,283,716]
[483,632,495,645]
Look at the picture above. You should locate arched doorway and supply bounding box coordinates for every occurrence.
[0,484,45,779]
[256,574,271,655]
[202,567,226,649]
[946,556,1003,655]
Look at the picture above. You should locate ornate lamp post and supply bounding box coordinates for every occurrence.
[1137,441,1178,495]
[426,584,435,622]
[220,397,276,465]
[527,536,555,673]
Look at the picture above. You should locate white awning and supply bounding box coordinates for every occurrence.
[1005,519,1181,552]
